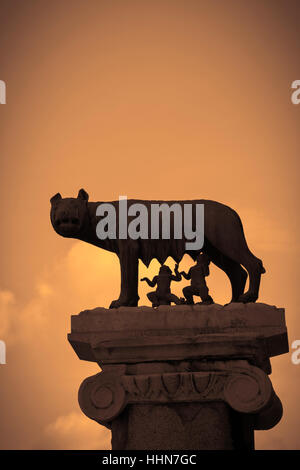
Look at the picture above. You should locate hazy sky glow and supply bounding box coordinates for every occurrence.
[0,0,299,449]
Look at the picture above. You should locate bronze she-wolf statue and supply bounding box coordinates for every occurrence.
[50,189,265,308]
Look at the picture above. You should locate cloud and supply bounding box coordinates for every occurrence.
[0,242,115,450]
[39,412,111,450]
[0,283,53,344]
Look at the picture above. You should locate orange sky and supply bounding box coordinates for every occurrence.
[0,0,299,449]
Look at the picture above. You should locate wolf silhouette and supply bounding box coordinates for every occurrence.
[50,189,265,308]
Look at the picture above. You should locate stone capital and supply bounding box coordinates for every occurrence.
[68,303,288,449]
[78,361,281,430]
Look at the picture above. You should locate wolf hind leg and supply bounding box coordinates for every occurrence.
[204,245,248,303]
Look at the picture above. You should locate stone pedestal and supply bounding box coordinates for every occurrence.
[68,303,288,450]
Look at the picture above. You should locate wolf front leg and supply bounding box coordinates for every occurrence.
[109,240,140,308]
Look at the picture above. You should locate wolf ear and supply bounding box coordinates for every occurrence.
[50,193,62,205]
[77,188,89,201]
